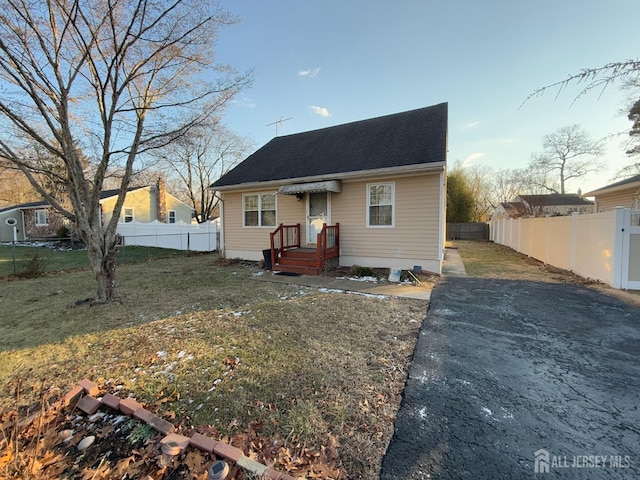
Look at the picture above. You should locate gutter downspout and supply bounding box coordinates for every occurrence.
[214,193,224,257]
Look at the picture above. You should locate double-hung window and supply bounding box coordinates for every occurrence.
[123,208,134,223]
[168,211,176,224]
[35,209,49,226]
[367,183,394,227]
[243,193,276,227]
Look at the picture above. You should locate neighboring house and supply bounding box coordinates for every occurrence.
[210,103,448,275]
[0,179,193,242]
[0,200,56,242]
[491,201,529,220]
[100,180,193,225]
[583,174,640,212]
[491,194,594,219]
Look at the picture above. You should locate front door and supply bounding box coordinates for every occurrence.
[307,192,329,245]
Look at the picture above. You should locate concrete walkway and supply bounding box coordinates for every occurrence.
[253,270,432,300]
[253,249,467,300]
[442,248,466,277]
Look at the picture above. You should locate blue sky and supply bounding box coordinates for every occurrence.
[213,0,638,193]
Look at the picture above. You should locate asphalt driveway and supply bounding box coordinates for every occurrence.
[381,277,640,479]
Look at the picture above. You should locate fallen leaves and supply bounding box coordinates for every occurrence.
[0,443,13,469]
[0,389,348,480]
[182,449,209,477]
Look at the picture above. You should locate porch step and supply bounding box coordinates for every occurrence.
[273,264,319,275]
[280,249,316,260]
[277,256,318,267]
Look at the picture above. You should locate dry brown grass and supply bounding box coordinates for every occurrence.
[454,240,640,307]
[0,254,426,479]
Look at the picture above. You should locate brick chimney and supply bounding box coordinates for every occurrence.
[156,178,167,222]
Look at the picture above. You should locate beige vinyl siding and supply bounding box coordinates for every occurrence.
[222,189,305,258]
[101,188,193,224]
[221,172,443,269]
[102,187,154,224]
[595,187,640,212]
[164,194,193,223]
[333,174,441,264]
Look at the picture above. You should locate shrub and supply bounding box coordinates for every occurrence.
[17,253,47,278]
[56,226,70,238]
[350,265,376,278]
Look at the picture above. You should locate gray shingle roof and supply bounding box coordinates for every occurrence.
[519,194,594,207]
[211,103,448,188]
[0,200,48,213]
[499,201,529,216]
[99,187,145,199]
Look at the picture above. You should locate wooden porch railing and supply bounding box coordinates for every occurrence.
[316,223,340,272]
[270,223,301,268]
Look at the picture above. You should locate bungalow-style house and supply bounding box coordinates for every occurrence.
[583,174,640,212]
[0,180,193,242]
[491,201,529,220]
[0,200,62,242]
[491,194,594,219]
[210,103,448,275]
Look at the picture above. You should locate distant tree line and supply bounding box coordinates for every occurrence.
[446,124,605,223]
[449,54,640,224]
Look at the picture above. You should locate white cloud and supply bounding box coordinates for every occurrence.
[299,67,321,78]
[239,97,255,108]
[309,105,331,118]
[462,152,485,166]
[462,121,479,130]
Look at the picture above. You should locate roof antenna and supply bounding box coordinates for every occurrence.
[266,117,292,137]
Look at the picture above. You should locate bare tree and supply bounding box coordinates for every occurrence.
[525,59,640,105]
[463,164,493,221]
[0,0,251,302]
[157,122,253,222]
[520,164,562,195]
[489,168,527,205]
[527,125,604,194]
[0,163,39,206]
[525,58,640,175]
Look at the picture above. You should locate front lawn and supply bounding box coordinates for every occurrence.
[452,240,575,281]
[0,243,188,277]
[0,254,425,479]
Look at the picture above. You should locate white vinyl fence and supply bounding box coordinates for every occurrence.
[116,220,218,252]
[490,208,640,290]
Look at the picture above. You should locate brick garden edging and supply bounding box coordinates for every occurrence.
[65,378,297,480]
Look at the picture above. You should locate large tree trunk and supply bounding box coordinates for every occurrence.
[0,0,250,303]
[84,231,117,303]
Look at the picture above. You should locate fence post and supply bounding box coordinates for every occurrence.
[612,207,627,288]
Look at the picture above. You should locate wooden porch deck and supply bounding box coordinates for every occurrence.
[269,224,339,275]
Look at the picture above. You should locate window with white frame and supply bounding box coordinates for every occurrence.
[243,193,276,227]
[367,182,394,227]
[123,207,134,223]
[168,210,176,224]
[35,209,49,226]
